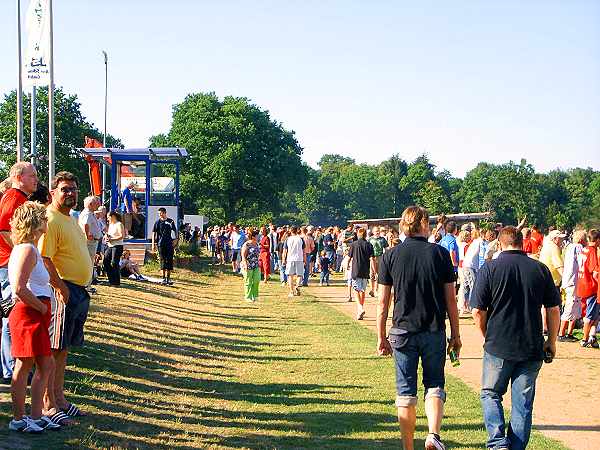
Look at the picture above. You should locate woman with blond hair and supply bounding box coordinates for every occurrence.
[8,202,60,432]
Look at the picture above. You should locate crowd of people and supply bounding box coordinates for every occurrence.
[1,160,598,448]
[201,211,597,450]
[0,161,182,434]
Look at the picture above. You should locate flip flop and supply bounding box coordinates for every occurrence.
[48,410,74,425]
[62,403,87,417]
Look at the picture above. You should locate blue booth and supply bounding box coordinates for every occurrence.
[76,147,187,243]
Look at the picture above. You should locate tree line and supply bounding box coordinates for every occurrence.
[1,88,598,229]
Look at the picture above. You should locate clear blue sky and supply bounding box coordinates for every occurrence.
[1,1,599,176]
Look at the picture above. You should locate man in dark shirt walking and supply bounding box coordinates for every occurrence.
[470,226,560,450]
[377,206,461,450]
[152,208,178,285]
[348,228,374,320]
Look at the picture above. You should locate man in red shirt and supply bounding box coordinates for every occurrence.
[1,162,38,382]
[576,229,600,348]
[530,225,544,256]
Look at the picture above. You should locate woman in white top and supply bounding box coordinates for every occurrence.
[8,201,60,433]
[103,211,124,286]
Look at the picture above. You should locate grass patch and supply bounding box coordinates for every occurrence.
[0,261,568,449]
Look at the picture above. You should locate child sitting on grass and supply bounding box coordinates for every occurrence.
[317,250,331,286]
[119,250,147,281]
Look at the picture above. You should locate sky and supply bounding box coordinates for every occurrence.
[1,1,599,177]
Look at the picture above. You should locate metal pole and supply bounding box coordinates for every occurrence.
[48,0,55,182]
[31,86,36,166]
[16,0,24,162]
[102,50,108,203]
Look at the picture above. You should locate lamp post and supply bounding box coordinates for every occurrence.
[16,0,24,162]
[102,50,108,203]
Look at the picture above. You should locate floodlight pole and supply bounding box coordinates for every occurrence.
[102,50,108,203]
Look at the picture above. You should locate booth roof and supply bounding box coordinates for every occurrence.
[76,147,188,159]
[348,212,492,225]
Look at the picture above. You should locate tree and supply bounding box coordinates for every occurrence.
[0,88,122,195]
[150,92,305,222]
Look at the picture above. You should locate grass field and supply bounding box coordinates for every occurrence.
[0,260,568,449]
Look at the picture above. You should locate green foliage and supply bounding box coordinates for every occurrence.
[150,92,306,222]
[0,88,122,196]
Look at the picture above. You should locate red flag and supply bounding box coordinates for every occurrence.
[84,136,103,195]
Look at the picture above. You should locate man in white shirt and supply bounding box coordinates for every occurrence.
[558,230,586,341]
[78,196,102,288]
[282,226,305,298]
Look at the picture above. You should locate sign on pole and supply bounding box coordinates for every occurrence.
[22,0,50,87]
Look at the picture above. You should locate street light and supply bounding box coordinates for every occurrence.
[102,50,108,203]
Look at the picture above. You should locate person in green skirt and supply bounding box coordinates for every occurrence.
[241,229,260,302]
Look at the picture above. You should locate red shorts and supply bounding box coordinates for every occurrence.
[9,297,52,358]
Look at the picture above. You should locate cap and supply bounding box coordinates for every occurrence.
[548,230,567,240]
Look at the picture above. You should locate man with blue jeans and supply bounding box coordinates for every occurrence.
[377,206,461,450]
[471,226,560,450]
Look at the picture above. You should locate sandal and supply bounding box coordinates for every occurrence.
[62,403,87,417]
[47,410,74,425]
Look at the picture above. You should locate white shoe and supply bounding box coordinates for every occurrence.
[425,433,445,450]
[35,416,61,431]
[9,417,44,433]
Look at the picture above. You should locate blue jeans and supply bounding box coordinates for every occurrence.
[279,263,287,283]
[0,267,14,378]
[389,330,446,406]
[480,351,543,450]
[320,270,330,284]
[271,252,279,272]
[302,257,311,286]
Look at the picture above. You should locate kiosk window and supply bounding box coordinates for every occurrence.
[150,163,176,206]
[119,161,146,206]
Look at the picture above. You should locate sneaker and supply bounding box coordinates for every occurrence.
[557,335,569,342]
[425,433,445,450]
[356,310,365,321]
[590,338,599,349]
[166,280,174,286]
[581,339,592,348]
[35,416,61,431]
[368,291,375,297]
[565,334,579,342]
[9,417,44,433]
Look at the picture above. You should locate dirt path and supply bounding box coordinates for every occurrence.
[305,278,600,450]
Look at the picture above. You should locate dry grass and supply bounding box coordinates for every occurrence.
[0,260,567,449]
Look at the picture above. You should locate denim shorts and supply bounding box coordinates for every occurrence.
[585,295,599,322]
[352,278,368,292]
[389,329,447,407]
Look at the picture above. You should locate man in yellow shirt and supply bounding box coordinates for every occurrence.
[39,172,92,423]
[539,229,565,335]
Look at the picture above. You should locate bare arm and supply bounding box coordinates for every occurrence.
[471,308,488,342]
[42,256,69,304]
[9,247,47,313]
[444,282,462,356]
[376,284,393,356]
[544,305,560,358]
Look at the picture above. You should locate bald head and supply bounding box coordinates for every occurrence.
[9,162,38,195]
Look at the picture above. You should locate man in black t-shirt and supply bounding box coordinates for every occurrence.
[152,208,178,285]
[348,228,374,320]
[470,226,560,450]
[377,206,460,450]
